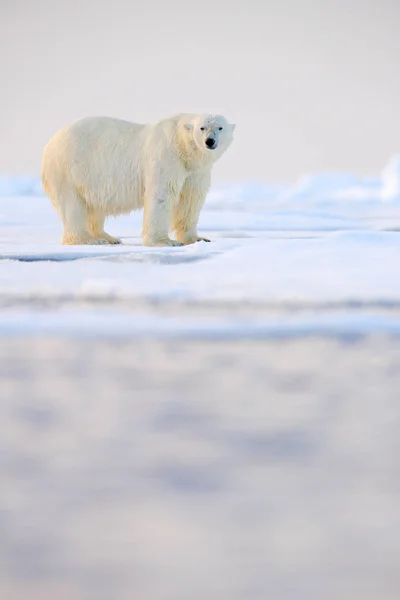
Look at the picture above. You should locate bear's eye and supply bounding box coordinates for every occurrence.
[200,127,205,131]
[219,127,223,131]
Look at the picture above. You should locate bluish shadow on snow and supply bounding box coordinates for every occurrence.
[152,403,214,433]
[153,464,225,494]
[0,253,211,265]
[225,429,317,462]
[89,253,214,265]
[0,254,103,262]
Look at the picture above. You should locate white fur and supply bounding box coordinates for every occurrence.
[41,113,235,246]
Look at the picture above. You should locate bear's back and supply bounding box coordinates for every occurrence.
[67,116,146,146]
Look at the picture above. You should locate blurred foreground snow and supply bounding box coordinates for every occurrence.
[1,337,400,600]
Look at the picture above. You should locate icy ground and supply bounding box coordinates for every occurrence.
[1,157,400,331]
[1,159,400,599]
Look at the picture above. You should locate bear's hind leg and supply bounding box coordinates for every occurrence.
[57,190,108,245]
[88,212,122,245]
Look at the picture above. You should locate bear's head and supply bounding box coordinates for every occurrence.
[184,114,235,157]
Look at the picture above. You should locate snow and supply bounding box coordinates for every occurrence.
[1,156,400,333]
[1,336,400,600]
[1,310,400,339]
[1,158,400,600]
[381,155,400,201]
[4,230,400,306]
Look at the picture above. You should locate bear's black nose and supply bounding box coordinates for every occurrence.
[205,138,216,149]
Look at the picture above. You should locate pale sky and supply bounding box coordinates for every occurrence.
[1,0,400,182]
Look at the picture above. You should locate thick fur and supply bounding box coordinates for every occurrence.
[41,113,235,246]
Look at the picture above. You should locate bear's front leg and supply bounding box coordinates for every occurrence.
[142,172,183,246]
[172,172,211,245]
[142,191,183,247]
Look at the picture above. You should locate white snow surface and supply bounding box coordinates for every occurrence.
[2,161,400,600]
[1,156,400,335]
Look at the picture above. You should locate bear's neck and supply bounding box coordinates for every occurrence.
[177,135,214,173]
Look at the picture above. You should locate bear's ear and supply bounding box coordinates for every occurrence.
[231,124,236,131]
[184,124,193,131]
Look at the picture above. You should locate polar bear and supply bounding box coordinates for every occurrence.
[41,113,235,246]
